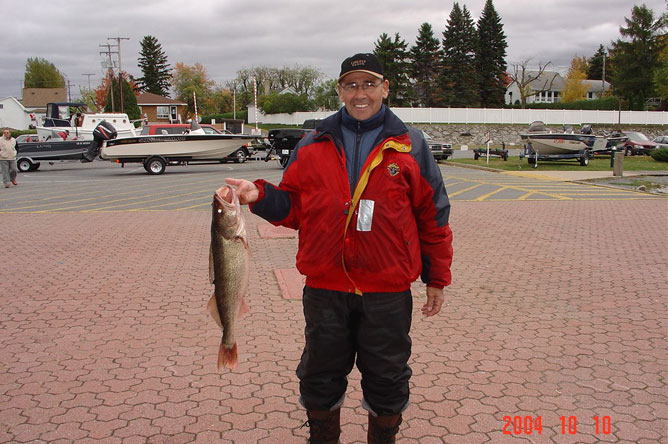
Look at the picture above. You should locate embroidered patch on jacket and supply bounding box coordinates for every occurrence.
[387,162,401,177]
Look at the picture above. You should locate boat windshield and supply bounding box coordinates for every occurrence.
[625,131,649,141]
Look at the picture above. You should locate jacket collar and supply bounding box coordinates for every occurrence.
[315,105,409,146]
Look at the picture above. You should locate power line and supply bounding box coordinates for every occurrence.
[108,37,130,113]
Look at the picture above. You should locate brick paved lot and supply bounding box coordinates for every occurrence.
[1,183,667,442]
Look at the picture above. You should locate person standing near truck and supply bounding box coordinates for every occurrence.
[226,53,453,444]
[0,129,18,188]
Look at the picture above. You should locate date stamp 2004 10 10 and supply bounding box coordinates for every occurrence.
[502,415,613,436]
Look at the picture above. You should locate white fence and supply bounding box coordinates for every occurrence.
[248,106,668,126]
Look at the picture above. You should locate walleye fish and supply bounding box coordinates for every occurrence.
[207,185,250,371]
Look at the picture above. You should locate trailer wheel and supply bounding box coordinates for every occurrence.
[17,158,34,173]
[145,156,166,175]
[579,151,590,166]
[474,152,480,160]
[502,152,508,161]
[234,148,248,163]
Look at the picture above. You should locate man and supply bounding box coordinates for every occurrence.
[0,128,18,188]
[227,53,453,444]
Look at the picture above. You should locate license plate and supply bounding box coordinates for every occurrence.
[281,149,290,155]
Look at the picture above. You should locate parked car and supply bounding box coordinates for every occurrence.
[139,124,250,163]
[622,131,659,156]
[653,135,668,149]
[421,130,453,161]
[15,134,40,143]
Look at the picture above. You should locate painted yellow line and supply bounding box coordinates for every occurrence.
[448,183,483,197]
[475,187,508,201]
[517,192,534,200]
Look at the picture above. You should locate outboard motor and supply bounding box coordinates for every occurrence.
[84,121,118,162]
[581,124,593,134]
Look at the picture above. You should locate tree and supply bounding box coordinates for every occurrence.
[507,60,555,108]
[171,62,217,118]
[136,35,172,96]
[103,72,140,120]
[410,23,443,107]
[654,38,668,108]
[438,3,480,107]
[374,33,412,106]
[476,0,508,107]
[312,79,340,111]
[587,44,610,81]
[561,56,590,102]
[24,57,65,88]
[609,4,668,109]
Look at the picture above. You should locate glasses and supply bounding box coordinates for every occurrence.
[340,80,383,92]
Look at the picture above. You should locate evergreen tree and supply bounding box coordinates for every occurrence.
[136,35,172,96]
[476,0,507,107]
[609,4,667,109]
[438,3,480,107]
[410,23,443,107]
[24,57,66,88]
[374,33,412,106]
[104,72,140,120]
[587,44,610,81]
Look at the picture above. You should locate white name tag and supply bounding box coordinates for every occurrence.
[357,199,375,231]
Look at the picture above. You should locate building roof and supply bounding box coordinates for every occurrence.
[136,92,187,106]
[22,88,68,108]
[582,79,611,93]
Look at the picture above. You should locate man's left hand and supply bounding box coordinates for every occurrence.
[422,286,445,317]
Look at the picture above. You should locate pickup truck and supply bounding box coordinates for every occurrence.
[266,119,320,167]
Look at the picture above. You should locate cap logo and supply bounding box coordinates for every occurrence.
[351,60,366,67]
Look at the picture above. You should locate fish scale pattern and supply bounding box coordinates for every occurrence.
[1,197,667,443]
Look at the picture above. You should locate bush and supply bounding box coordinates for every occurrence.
[650,147,668,162]
[201,110,248,124]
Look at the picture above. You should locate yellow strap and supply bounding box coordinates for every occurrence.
[341,139,411,295]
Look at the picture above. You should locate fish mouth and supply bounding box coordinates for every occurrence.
[214,185,235,209]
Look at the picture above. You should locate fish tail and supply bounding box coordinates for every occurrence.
[217,342,238,371]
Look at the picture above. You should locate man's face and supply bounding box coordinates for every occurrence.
[3,130,10,139]
[337,72,389,122]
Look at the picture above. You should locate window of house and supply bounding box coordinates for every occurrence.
[156,106,169,119]
[587,92,594,99]
[0,104,4,109]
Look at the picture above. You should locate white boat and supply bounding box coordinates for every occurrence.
[95,121,258,174]
[520,121,607,155]
[36,102,138,141]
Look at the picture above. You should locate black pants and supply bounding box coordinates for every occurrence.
[296,286,413,416]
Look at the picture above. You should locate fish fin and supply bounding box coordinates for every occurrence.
[208,245,214,284]
[217,342,238,371]
[238,298,249,318]
[207,293,223,328]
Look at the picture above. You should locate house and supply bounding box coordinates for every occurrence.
[582,80,612,100]
[505,71,612,105]
[22,88,68,109]
[0,97,35,130]
[136,92,187,124]
[505,70,565,105]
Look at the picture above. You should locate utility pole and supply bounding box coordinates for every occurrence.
[602,53,606,89]
[66,79,73,102]
[82,73,95,90]
[100,43,116,112]
[108,37,129,113]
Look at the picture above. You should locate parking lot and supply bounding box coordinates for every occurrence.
[0,160,659,214]
[1,159,667,443]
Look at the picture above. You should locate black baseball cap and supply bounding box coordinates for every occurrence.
[339,53,384,82]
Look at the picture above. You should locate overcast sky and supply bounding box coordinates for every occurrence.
[1,0,666,100]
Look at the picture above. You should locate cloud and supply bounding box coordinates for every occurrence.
[1,0,665,98]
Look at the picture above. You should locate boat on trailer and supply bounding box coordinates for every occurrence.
[93,121,259,174]
[519,121,607,168]
[36,102,138,141]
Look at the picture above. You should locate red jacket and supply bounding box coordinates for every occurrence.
[251,108,453,294]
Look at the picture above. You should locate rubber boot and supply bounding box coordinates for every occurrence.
[368,413,402,444]
[305,409,341,444]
